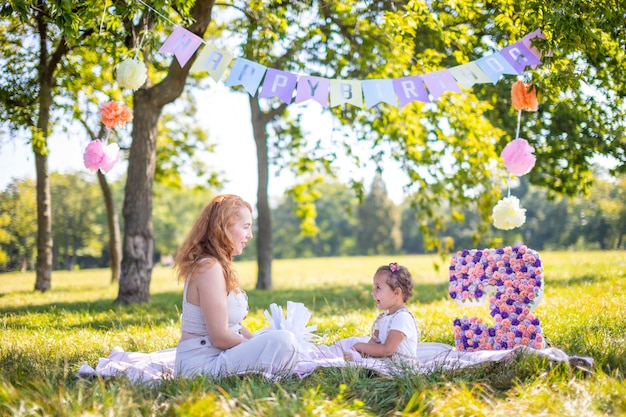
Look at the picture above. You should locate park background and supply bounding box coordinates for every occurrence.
[1,0,625,415]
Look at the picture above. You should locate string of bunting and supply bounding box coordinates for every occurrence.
[85,3,547,232]
[154,27,545,109]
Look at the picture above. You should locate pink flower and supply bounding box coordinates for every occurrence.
[501,138,536,176]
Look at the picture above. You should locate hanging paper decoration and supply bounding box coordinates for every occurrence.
[83,140,120,173]
[501,138,536,176]
[158,27,203,67]
[492,73,542,230]
[511,81,538,111]
[82,101,130,174]
[116,58,148,90]
[294,75,331,107]
[149,22,544,108]
[100,101,133,129]
[492,196,526,230]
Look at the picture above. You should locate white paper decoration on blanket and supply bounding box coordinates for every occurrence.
[262,301,319,347]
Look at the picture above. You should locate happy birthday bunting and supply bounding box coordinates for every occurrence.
[500,41,543,75]
[422,70,463,100]
[475,53,518,84]
[224,58,267,96]
[153,25,545,109]
[295,76,330,107]
[362,79,398,108]
[330,80,363,108]
[448,62,493,89]
[158,27,203,67]
[393,76,430,108]
[190,43,233,81]
[259,69,298,104]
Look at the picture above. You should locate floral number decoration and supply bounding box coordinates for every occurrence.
[449,246,546,351]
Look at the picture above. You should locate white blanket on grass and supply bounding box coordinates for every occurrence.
[77,302,593,382]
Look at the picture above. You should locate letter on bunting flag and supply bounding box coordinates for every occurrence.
[224,58,267,96]
[295,76,330,107]
[475,53,518,84]
[330,80,363,108]
[522,29,548,60]
[422,70,462,100]
[448,62,492,89]
[392,76,430,108]
[500,41,542,74]
[362,79,398,108]
[190,43,233,82]
[158,27,203,67]
[259,69,298,104]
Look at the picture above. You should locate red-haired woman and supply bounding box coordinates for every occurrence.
[173,194,299,378]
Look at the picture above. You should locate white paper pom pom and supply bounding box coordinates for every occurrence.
[116,58,147,90]
[492,196,526,230]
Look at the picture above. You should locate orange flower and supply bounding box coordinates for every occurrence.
[511,81,538,111]
[100,101,133,129]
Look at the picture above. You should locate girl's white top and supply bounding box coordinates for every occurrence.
[373,308,421,360]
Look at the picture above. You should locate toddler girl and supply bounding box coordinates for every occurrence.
[350,263,420,362]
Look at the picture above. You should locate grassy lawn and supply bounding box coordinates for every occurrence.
[1,251,625,416]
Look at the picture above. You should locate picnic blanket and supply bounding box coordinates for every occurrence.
[77,302,593,382]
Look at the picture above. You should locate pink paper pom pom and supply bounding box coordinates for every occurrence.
[83,140,120,173]
[100,142,120,173]
[501,138,536,176]
[83,140,106,172]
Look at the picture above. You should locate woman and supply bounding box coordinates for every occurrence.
[173,194,299,378]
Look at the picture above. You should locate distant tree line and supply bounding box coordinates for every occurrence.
[0,170,624,272]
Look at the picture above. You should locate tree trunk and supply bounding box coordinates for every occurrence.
[250,97,273,290]
[116,0,217,304]
[116,93,161,304]
[34,151,52,291]
[97,171,122,282]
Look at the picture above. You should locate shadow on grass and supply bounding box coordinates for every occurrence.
[0,281,450,331]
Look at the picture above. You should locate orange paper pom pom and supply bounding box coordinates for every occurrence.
[511,81,538,111]
[100,101,133,129]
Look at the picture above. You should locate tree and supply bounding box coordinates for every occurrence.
[272,179,359,258]
[0,179,37,271]
[0,1,102,290]
[356,174,401,255]
[49,172,104,270]
[218,0,400,288]
[326,0,626,252]
[109,0,218,303]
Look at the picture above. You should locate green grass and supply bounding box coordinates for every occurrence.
[1,251,625,416]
